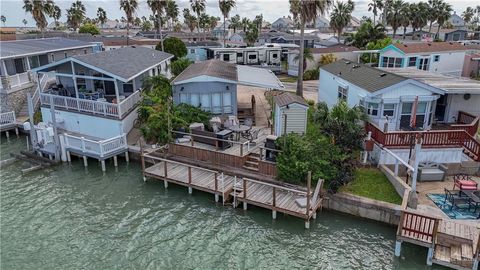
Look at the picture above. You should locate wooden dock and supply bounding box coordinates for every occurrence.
[142,153,323,228]
[396,210,480,270]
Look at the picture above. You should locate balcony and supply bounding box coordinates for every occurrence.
[40,90,142,119]
[0,72,34,92]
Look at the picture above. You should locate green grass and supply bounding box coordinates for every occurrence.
[278,75,298,83]
[340,168,402,205]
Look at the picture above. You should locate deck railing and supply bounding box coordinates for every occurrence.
[64,133,127,158]
[40,90,141,119]
[0,111,16,127]
[172,130,252,156]
[365,122,480,161]
[397,210,439,246]
[451,111,480,137]
[0,72,32,90]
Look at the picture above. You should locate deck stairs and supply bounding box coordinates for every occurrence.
[243,152,260,172]
[16,73,55,124]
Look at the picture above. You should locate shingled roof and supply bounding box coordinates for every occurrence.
[0,37,95,59]
[274,92,307,107]
[391,42,467,54]
[321,59,408,92]
[172,60,238,83]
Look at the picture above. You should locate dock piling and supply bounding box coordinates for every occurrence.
[66,151,71,163]
[5,131,10,140]
[15,127,19,137]
[305,220,310,229]
[125,151,129,162]
[215,194,219,202]
[101,160,106,171]
[113,156,118,167]
[243,202,248,210]
[426,247,433,265]
[83,156,88,167]
[394,241,402,257]
[188,186,193,194]
[272,210,277,219]
[164,180,168,188]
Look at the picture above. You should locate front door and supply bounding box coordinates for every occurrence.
[434,94,448,122]
[418,58,430,71]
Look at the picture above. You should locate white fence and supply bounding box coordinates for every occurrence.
[0,111,16,127]
[0,72,32,90]
[64,133,128,158]
[40,90,141,119]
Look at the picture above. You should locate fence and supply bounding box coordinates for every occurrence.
[0,111,16,127]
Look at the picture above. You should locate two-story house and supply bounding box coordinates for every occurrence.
[378,42,469,76]
[0,38,100,116]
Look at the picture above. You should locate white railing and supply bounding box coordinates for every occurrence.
[1,72,32,89]
[0,111,16,127]
[40,90,141,119]
[64,133,127,158]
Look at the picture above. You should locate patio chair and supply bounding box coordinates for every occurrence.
[228,115,239,126]
[444,188,470,210]
[242,128,260,142]
[453,174,478,190]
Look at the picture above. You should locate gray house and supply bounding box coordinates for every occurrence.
[172,60,285,115]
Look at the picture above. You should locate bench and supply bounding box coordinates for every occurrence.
[418,161,447,182]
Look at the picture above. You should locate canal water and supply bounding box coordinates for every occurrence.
[1,136,445,269]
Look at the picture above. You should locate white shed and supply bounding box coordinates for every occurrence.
[273,92,309,136]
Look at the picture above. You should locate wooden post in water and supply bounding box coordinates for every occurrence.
[272,187,277,219]
[243,178,247,210]
[188,166,192,194]
[305,171,311,229]
[140,138,146,181]
[214,172,219,202]
[163,160,169,188]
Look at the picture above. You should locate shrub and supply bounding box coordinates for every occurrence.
[157,37,187,60]
[79,23,100,35]
[303,69,319,80]
[171,57,192,77]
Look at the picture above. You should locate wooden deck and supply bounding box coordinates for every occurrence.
[396,210,480,270]
[142,153,322,226]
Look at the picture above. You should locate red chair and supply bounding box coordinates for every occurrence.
[453,174,478,190]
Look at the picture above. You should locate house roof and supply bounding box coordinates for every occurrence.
[172,59,285,89]
[321,59,408,92]
[184,41,222,47]
[387,68,480,94]
[274,92,307,107]
[309,45,359,54]
[0,37,96,59]
[71,47,173,81]
[391,42,468,54]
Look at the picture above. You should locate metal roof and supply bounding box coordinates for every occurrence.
[274,92,307,107]
[172,59,285,90]
[0,37,95,59]
[72,47,173,81]
[321,59,408,92]
[386,68,480,94]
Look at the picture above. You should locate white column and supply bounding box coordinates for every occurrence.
[114,80,120,102]
[70,62,79,99]
[1,60,8,76]
[25,57,31,71]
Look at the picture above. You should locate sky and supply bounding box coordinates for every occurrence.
[1,0,479,27]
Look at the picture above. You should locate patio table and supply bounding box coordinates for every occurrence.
[228,125,251,141]
[460,190,480,212]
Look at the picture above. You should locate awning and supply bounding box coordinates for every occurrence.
[237,65,285,90]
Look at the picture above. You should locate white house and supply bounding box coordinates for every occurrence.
[32,47,173,140]
[378,42,469,76]
[318,59,480,164]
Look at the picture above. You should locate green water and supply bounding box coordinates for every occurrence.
[1,136,444,269]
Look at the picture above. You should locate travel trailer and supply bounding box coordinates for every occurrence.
[207,45,282,70]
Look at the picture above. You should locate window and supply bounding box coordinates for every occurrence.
[434,55,440,62]
[383,103,395,117]
[272,53,278,58]
[223,54,230,61]
[337,86,348,101]
[367,103,379,116]
[83,49,87,54]
[248,54,257,60]
[190,94,200,107]
[180,93,188,103]
[190,49,195,54]
[212,93,222,114]
[201,94,211,111]
[381,57,402,68]
[223,92,232,113]
[408,57,417,67]
[418,58,430,70]
[237,52,243,58]
[64,52,68,58]
[50,53,55,62]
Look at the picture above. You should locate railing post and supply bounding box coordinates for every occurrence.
[81,137,86,152]
[214,172,218,192]
[272,187,276,207]
[188,166,192,184]
[99,140,104,158]
[164,160,168,178]
[243,178,247,199]
[306,171,311,217]
[240,144,243,156]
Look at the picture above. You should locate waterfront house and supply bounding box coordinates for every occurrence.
[273,92,308,137]
[318,59,480,163]
[32,47,173,139]
[0,38,99,114]
[377,42,468,76]
[171,60,285,115]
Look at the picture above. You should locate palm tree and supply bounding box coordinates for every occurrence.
[190,0,206,34]
[462,7,475,28]
[50,5,61,27]
[290,0,332,97]
[294,47,314,71]
[165,0,179,30]
[120,0,138,45]
[241,17,250,32]
[435,2,452,39]
[199,13,210,39]
[387,0,403,39]
[229,14,241,33]
[245,22,259,46]
[22,19,28,27]
[368,0,383,25]
[409,2,428,40]
[23,0,53,35]
[400,2,411,40]
[427,0,440,34]
[0,15,5,26]
[219,0,236,47]
[330,0,354,42]
[147,0,166,50]
[97,7,107,28]
[381,0,393,25]
[66,1,86,31]
[253,14,263,32]
[183,8,197,32]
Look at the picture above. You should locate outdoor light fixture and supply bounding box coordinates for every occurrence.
[226,86,229,90]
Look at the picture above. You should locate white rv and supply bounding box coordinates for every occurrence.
[208,45,282,68]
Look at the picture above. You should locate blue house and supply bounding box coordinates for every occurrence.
[185,41,222,63]
[378,42,468,76]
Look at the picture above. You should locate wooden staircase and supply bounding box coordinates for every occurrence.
[243,152,260,172]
